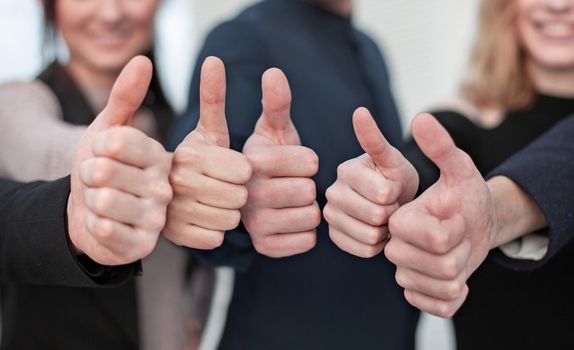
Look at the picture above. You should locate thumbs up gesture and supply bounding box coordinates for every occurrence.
[68,56,173,266]
[324,107,418,258]
[163,57,252,249]
[384,113,496,318]
[241,68,321,258]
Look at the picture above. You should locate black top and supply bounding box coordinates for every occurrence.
[1,60,173,350]
[405,94,574,350]
[170,1,417,349]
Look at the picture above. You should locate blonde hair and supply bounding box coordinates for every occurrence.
[461,0,536,112]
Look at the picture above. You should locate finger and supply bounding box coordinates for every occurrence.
[242,202,321,237]
[385,236,471,280]
[84,188,164,229]
[353,107,406,170]
[329,227,387,258]
[412,113,476,183]
[337,156,402,205]
[252,231,316,258]
[246,145,318,177]
[163,222,225,250]
[168,196,241,231]
[323,203,390,246]
[196,56,229,147]
[404,286,469,318]
[325,181,399,226]
[81,157,153,198]
[259,68,292,133]
[172,143,252,185]
[170,171,248,210]
[247,177,316,209]
[395,267,466,301]
[94,56,153,130]
[92,126,167,169]
[389,206,466,254]
[85,211,155,261]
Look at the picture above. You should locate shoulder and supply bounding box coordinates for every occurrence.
[0,80,61,118]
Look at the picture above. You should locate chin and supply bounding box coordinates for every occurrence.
[533,52,574,70]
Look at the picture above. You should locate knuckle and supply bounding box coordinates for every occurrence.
[368,205,388,226]
[395,270,409,289]
[436,302,456,319]
[145,209,167,233]
[225,209,242,230]
[439,256,460,280]
[246,152,265,172]
[93,189,115,214]
[91,158,114,185]
[173,144,200,166]
[149,181,173,204]
[373,185,392,204]
[304,149,319,175]
[322,204,334,224]
[336,162,349,179]
[252,237,273,256]
[310,204,322,228]
[444,280,464,300]
[360,244,382,258]
[92,217,115,240]
[302,232,317,252]
[242,210,266,236]
[302,179,317,204]
[106,129,128,157]
[235,186,249,208]
[364,227,385,246]
[204,231,225,249]
[426,230,450,254]
[238,157,253,183]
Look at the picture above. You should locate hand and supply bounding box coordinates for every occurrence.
[164,57,252,249]
[384,113,496,318]
[324,107,418,258]
[68,56,173,266]
[241,68,321,258]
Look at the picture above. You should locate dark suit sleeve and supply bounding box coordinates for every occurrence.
[0,176,138,286]
[168,21,272,271]
[488,115,574,270]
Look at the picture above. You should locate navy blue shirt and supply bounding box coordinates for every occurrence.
[170,1,418,349]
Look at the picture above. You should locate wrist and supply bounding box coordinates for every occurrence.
[486,176,547,249]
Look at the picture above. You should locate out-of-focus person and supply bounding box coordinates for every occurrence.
[0,1,212,349]
[325,0,574,349]
[168,0,419,349]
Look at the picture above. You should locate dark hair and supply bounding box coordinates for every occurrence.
[40,0,175,143]
[42,0,57,62]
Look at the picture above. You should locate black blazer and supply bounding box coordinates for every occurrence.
[169,1,418,349]
[0,176,136,286]
[489,113,574,269]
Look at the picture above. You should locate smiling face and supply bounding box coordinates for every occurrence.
[55,0,158,76]
[517,0,574,70]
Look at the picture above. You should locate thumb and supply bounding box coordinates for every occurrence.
[92,55,153,131]
[412,113,473,182]
[353,107,405,170]
[259,68,293,134]
[195,56,229,147]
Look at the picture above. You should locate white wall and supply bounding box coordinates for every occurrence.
[0,1,482,349]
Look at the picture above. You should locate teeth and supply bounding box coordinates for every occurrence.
[541,23,573,37]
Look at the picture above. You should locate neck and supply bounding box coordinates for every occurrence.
[66,58,118,111]
[528,61,574,98]
[309,0,353,17]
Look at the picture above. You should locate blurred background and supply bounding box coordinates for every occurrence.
[0,0,481,349]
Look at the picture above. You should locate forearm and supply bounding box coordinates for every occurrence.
[487,175,547,249]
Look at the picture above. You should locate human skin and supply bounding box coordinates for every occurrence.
[67,56,173,266]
